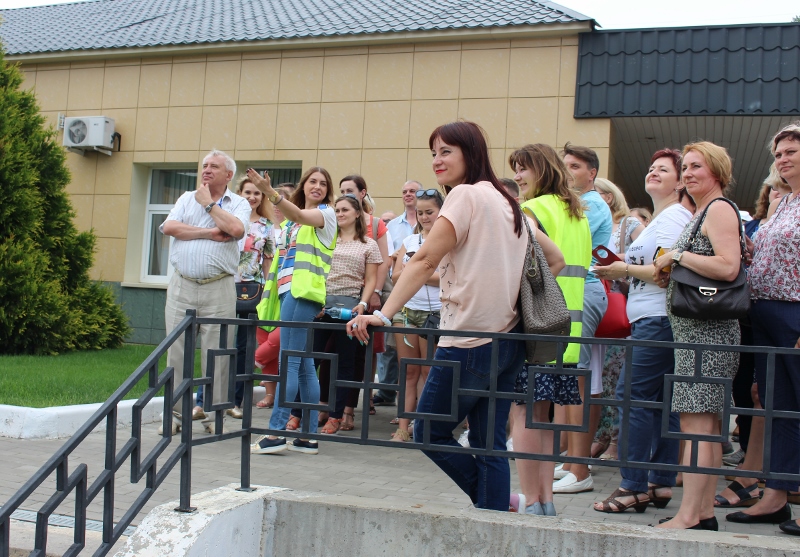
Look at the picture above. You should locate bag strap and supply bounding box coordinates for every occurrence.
[618,217,628,253]
[685,198,746,258]
[371,215,379,238]
[418,233,438,312]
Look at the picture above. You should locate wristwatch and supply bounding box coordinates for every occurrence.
[204,202,215,213]
[672,250,684,264]
[269,192,282,204]
[374,289,382,296]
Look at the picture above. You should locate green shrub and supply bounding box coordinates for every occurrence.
[0,46,130,354]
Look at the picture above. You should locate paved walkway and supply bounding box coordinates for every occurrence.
[0,403,792,555]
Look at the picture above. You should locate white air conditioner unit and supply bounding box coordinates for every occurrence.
[62,116,115,152]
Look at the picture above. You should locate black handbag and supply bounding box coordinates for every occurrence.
[236,281,263,315]
[669,198,750,321]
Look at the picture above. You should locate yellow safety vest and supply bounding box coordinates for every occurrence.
[289,224,336,305]
[521,195,591,364]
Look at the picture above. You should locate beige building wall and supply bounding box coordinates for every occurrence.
[18,36,611,285]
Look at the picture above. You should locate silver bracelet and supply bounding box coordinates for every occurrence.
[373,310,391,326]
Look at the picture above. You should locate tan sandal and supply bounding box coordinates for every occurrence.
[391,428,411,442]
[340,410,355,431]
[320,417,341,435]
[256,394,274,409]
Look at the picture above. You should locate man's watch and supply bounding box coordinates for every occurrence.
[672,250,684,264]
[374,289,382,296]
[204,202,215,213]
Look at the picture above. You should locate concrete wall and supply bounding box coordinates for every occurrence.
[18,37,612,287]
[116,484,799,557]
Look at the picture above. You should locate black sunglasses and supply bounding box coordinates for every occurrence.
[415,188,441,198]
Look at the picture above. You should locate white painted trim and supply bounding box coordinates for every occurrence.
[0,388,267,439]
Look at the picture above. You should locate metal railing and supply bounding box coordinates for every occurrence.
[1,309,798,556]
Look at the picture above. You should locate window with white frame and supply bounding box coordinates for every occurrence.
[141,168,196,283]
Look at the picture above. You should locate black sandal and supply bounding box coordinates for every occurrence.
[648,485,672,509]
[714,480,759,508]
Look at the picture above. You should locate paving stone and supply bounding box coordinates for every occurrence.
[0,411,791,546]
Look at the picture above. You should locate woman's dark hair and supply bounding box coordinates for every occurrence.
[428,121,522,237]
[291,166,334,208]
[335,195,367,242]
[508,143,583,220]
[650,148,694,207]
[340,174,371,213]
[413,190,444,234]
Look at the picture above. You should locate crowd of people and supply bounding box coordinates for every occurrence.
[157,119,800,535]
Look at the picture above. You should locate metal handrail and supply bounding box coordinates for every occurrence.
[1,309,798,556]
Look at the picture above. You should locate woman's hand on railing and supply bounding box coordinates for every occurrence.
[347,313,382,343]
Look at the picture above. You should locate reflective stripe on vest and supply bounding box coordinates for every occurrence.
[559,265,588,279]
[295,242,333,266]
[290,224,336,305]
[521,195,591,364]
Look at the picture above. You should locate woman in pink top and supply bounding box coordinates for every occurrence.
[348,121,564,510]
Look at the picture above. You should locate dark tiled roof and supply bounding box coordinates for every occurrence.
[576,24,800,117]
[0,0,591,56]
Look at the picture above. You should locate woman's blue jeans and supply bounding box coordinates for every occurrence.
[412,332,525,510]
[751,299,800,492]
[617,316,680,492]
[268,292,321,433]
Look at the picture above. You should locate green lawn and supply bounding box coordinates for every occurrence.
[0,344,203,408]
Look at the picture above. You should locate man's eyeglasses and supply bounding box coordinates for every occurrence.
[415,189,441,198]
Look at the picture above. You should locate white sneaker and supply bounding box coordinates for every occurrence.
[552,472,593,493]
[157,412,181,436]
[458,429,470,448]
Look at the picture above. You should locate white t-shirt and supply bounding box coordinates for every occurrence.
[402,234,442,312]
[625,203,692,323]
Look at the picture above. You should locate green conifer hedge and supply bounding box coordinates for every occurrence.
[0,47,130,354]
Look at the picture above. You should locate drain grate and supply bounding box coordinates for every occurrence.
[10,509,137,537]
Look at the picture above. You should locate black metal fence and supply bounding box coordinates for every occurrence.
[1,310,798,556]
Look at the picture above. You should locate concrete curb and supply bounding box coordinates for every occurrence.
[0,388,268,440]
[116,484,800,557]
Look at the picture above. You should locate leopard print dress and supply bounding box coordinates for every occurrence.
[667,207,740,413]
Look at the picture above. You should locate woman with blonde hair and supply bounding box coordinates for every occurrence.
[726,122,800,535]
[653,141,744,530]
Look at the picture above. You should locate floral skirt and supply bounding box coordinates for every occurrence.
[514,364,582,406]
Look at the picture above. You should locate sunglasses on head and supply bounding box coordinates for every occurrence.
[415,188,441,198]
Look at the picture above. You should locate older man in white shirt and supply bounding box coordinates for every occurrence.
[159,149,251,435]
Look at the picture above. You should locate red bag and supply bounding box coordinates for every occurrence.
[595,280,631,338]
